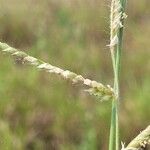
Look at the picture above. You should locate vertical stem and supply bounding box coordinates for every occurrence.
[109,100,117,150]
[109,0,126,150]
[115,1,126,149]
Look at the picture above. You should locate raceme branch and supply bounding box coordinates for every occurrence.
[122,125,150,150]
[0,42,115,102]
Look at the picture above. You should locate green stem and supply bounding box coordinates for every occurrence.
[109,0,126,150]
[109,100,117,150]
[115,1,127,148]
[115,11,123,150]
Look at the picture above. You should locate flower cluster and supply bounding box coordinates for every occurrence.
[122,126,150,150]
[0,42,115,101]
[109,0,127,49]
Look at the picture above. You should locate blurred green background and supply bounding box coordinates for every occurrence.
[0,0,149,149]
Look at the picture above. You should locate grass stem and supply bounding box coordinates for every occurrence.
[109,0,127,150]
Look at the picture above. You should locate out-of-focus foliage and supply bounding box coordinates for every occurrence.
[0,0,149,149]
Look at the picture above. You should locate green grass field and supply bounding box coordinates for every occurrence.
[0,0,149,149]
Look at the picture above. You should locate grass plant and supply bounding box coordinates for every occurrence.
[109,0,127,150]
[0,0,149,150]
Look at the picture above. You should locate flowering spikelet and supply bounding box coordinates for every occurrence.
[0,42,115,101]
[122,125,150,150]
[109,0,127,50]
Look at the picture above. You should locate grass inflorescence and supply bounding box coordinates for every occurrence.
[0,0,149,150]
[0,42,115,102]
